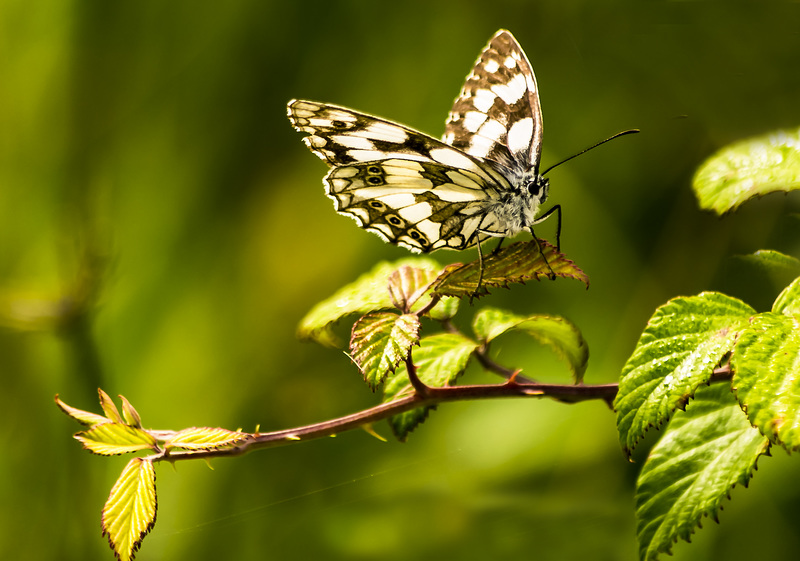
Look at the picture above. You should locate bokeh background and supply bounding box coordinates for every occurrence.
[3,1,800,560]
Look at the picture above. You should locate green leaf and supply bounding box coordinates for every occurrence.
[99,388,124,424]
[119,395,143,428]
[472,307,526,343]
[431,240,589,299]
[297,257,440,347]
[693,126,800,214]
[387,265,438,313]
[425,295,460,322]
[615,293,754,456]
[350,312,421,389]
[384,264,461,319]
[383,332,479,440]
[55,394,111,427]
[472,307,589,383]
[102,458,157,561]
[772,275,800,316]
[75,423,158,456]
[732,312,800,451]
[738,250,800,280]
[733,251,800,294]
[636,384,769,561]
[165,427,249,451]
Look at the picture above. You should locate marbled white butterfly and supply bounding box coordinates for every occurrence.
[288,30,559,258]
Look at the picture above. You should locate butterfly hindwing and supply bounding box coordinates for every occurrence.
[443,30,543,176]
[325,159,504,252]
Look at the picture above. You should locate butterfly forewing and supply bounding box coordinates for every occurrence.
[443,30,543,176]
[289,100,501,181]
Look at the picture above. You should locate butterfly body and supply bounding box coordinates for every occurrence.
[288,30,555,255]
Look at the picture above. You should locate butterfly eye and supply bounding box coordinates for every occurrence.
[331,120,347,128]
[366,165,381,174]
[386,215,404,226]
[367,176,383,185]
[526,177,547,197]
[369,201,385,210]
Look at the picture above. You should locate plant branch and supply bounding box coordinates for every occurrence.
[414,293,442,317]
[403,355,431,396]
[150,379,619,463]
[444,316,536,385]
[473,344,539,384]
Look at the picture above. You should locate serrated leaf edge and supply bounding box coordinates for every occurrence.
[102,457,157,561]
[75,423,158,456]
[615,293,755,456]
[636,393,770,560]
[165,427,250,451]
[55,394,111,427]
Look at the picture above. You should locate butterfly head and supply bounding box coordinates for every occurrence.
[524,173,549,204]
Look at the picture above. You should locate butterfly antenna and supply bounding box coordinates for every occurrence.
[540,129,639,176]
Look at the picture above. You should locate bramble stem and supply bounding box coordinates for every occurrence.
[414,294,442,317]
[147,363,736,463]
[474,345,538,384]
[141,329,736,464]
[403,355,431,396]
[150,378,620,463]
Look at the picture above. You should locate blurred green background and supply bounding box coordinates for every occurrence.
[3,1,800,560]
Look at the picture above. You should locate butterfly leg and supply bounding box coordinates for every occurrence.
[528,204,561,280]
[533,204,562,251]
[491,237,505,255]
[528,230,556,280]
[471,241,486,303]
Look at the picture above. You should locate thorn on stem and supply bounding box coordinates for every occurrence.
[506,369,523,385]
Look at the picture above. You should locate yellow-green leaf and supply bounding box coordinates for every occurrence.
[431,240,588,299]
[102,458,157,561]
[693,126,800,214]
[472,307,589,383]
[98,388,124,424]
[165,427,249,451]
[732,312,800,451]
[383,332,479,440]
[615,292,754,457]
[425,295,460,322]
[76,423,158,456]
[636,384,768,560]
[119,395,143,428]
[298,257,440,347]
[387,265,439,313]
[55,395,110,427]
[773,276,800,317]
[350,312,420,389]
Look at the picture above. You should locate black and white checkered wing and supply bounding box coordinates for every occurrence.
[443,29,543,177]
[288,100,512,252]
[288,30,551,255]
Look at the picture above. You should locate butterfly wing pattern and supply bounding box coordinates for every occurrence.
[287,29,553,255]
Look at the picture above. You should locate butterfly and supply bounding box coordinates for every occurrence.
[288,29,560,268]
